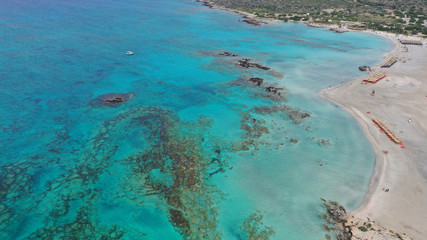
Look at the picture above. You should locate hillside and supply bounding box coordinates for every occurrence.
[205,0,426,14]
[201,0,427,35]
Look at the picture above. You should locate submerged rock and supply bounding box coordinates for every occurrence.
[300,112,310,118]
[240,113,269,140]
[104,97,124,103]
[317,138,331,147]
[237,59,270,70]
[269,70,284,79]
[265,86,283,94]
[91,93,132,107]
[218,51,238,57]
[254,105,310,125]
[263,86,287,100]
[248,77,264,86]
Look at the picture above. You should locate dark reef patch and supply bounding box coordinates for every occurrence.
[269,70,284,79]
[248,77,264,86]
[90,93,132,107]
[254,105,310,125]
[240,212,275,239]
[218,51,239,57]
[12,106,234,239]
[227,77,288,101]
[236,59,270,70]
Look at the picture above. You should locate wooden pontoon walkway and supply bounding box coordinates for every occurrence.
[362,72,386,84]
[372,118,405,147]
[399,40,423,45]
[380,57,398,68]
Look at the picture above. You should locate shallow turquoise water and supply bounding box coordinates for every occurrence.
[0,0,392,239]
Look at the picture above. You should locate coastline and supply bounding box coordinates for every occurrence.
[197,1,427,238]
[197,0,427,239]
[321,33,427,239]
[196,0,257,19]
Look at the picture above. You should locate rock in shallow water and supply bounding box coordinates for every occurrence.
[237,59,270,70]
[218,51,238,57]
[248,77,264,86]
[90,93,133,107]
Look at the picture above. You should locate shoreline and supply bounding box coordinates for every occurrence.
[196,0,427,37]
[196,1,427,238]
[196,0,257,19]
[321,33,427,239]
[320,31,401,213]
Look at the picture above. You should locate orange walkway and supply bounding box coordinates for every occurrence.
[372,118,405,148]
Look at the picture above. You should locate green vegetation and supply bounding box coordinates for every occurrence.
[204,0,427,35]
[358,226,368,232]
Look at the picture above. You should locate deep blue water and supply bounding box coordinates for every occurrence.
[0,0,392,239]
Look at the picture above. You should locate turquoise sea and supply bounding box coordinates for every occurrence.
[0,0,392,239]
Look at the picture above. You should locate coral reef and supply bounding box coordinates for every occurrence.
[109,107,227,239]
[240,212,275,240]
[0,106,233,239]
[28,204,127,239]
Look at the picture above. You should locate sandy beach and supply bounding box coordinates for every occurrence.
[322,34,427,239]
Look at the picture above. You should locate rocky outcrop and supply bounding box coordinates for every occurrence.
[321,199,353,240]
[241,19,267,26]
[196,0,214,8]
[329,28,348,33]
[358,65,371,72]
[321,199,413,240]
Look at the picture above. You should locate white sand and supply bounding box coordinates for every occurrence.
[321,34,427,239]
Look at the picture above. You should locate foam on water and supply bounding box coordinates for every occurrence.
[0,0,392,239]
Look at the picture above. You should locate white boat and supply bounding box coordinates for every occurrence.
[126,51,134,55]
